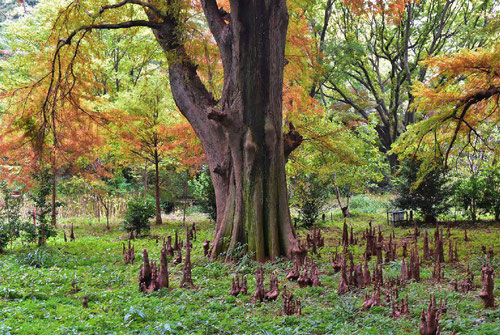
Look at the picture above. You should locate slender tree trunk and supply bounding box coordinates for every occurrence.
[96,196,101,222]
[143,161,148,197]
[154,149,162,225]
[471,200,477,222]
[182,170,189,227]
[51,155,57,226]
[99,197,110,230]
[105,204,110,230]
[334,185,350,218]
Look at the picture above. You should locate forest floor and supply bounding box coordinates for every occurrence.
[0,212,498,335]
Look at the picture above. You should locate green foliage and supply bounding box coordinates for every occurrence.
[25,170,58,245]
[0,183,23,252]
[0,215,498,334]
[288,114,388,218]
[480,166,500,220]
[122,196,155,236]
[349,194,389,215]
[392,160,451,223]
[0,228,8,253]
[189,166,216,221]
[161,200,175,214]
[292,172,329,228]
[312,0,496,159]
[17,247,53,268]
[452,165,500,221]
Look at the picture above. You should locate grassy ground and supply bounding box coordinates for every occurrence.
[0,211,498,334]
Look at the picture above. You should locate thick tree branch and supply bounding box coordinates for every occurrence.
[201,0,228,43]
[201,0,232,98]
[283,122,303,161]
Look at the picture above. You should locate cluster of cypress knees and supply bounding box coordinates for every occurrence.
[77,220,494,334]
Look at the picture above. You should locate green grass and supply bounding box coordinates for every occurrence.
[0,214,498,334]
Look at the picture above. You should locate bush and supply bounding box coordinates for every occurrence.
[393,160,451,223]
[189,166,217,221]
[0,183,23,252]
[292,173,329,228]
[161,201,175,214]
[0,227,8,253]
[122,196,155,236]
[452,165,499,221]
[480,166,500,220]
[27,171,58,245]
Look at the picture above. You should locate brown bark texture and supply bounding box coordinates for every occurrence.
[145,0,297,261]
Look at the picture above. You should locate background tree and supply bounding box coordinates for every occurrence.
[392,44,499,173]
[308,0,495,167]
[0,1,108,225]
[450,154,499,222]
[190,165,217,222]
[290,171,329,228]
[289,113,387,219]
[114,74,177,225]
[392,159,451,223]
[0,182,23,251]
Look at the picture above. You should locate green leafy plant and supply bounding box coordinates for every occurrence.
[392,160,451,223]
[292,173,329,228]
[452,165,499,221]
[189,166,216,221]
[161,200,175,214]
[0,183,23,252]
[122,196,155,236]
[21,170,58,246]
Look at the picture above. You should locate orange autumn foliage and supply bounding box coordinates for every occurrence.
[343,0,419,24]
[392,44,500,169]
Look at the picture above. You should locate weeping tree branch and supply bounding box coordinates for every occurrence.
[444,85,499,166]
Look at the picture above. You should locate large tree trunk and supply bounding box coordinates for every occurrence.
[154,149,162,225]
[146,0,298,261]
[208,1,295,261]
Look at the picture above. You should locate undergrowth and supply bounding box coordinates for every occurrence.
[0,215,498,334]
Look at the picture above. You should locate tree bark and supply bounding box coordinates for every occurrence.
[143,161,148,197]
[334,185,350,218]
[146,0,297,261]
[154,149,162,225]
[51,154,57,226]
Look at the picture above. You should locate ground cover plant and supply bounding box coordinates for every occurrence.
[0,213,498,334]
[0,1,499,334]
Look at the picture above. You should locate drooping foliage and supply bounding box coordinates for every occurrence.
[392,44,500,174]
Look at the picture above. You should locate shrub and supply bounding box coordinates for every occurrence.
[161,201,175,214]
[292,173,329,228]
[27,171,58,246]
[189,166,217,221]
[122,196,155,236]
[0,183,23,251]
[0,227,8,253]
[452,165,499,221]
[480,165,500,220]
[392,160,451,223]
